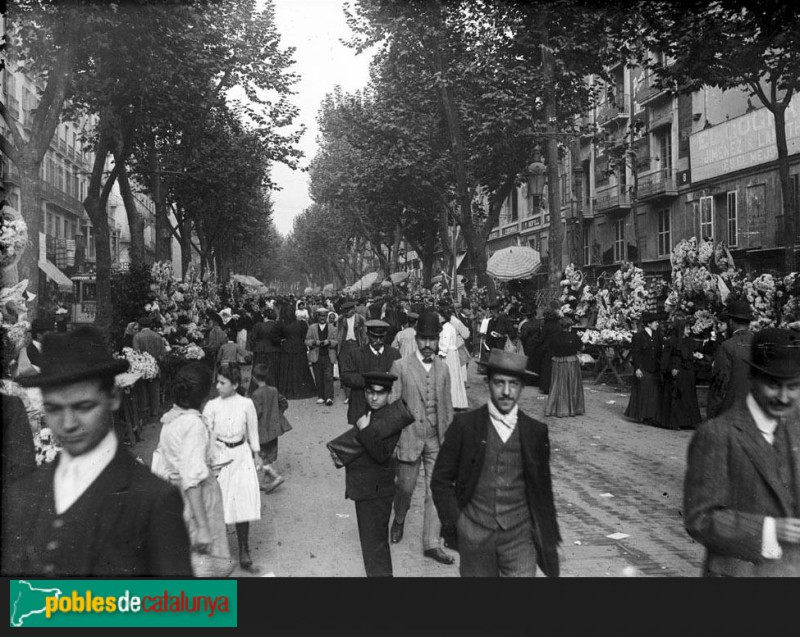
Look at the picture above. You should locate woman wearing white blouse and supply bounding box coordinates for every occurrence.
[438,305,469,409]
[202,362,262,570]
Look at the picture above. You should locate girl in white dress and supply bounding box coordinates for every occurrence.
[437,305,469,409]
[202,362,262,569]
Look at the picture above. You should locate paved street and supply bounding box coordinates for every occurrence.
[133,361,705,577]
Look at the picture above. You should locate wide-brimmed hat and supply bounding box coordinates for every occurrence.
[415,311,442,338]
[483,348,535,379]
[366,319,390,335]
[205,308,223,325]
[748,328,800,379]
[722,297,754,322]
[17,325,129,387]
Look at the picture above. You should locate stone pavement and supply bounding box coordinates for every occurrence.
[132,359,706,577]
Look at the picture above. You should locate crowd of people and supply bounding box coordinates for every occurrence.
[2,279,799,579]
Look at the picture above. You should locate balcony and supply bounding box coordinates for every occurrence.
[501,221,520,236]
[593,185,632,213]
[637,168,678,201]
[40,178,84,214]
[648,109,673,132]
[596,96,630,127]
[635,76,671,106]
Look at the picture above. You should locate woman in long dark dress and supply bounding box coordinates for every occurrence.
[544,317,585,417]
[533,310,561,394]
[247,308,281,393]
[659,318,702,430]
[276,303,317,399]
[624,312,664,426]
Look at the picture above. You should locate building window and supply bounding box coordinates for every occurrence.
[614,218,626,262]
[56,164,64,191]
[657,209,671,256]
[727,191,738,247]
[658,127,672,173]
[699,195,714,240]
[560,174,568,206]
[583,225,591,265]
[47,212,55,237]
[510,188,518,222]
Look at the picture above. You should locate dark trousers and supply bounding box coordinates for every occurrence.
[457,513,537,577]
[313,356,334,400]
[354,495,394,577]
[138,378,161,418]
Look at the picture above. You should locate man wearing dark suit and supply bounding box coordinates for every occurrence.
[340,320,401,425]
[706,297,755,419]
[337,300,367,404]
[344,371,406,577]
[388,311,455,565]
[1,326,192,578]
[306,307,339,406]
[684,328,800,576]
[431,348,561,577]
[624,311,664,426]
[247,307,282,393]
[132,315,165,420]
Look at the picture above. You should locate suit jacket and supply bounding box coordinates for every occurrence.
[251,384,292,444]
[629,328,662,374]
[706,329,753,419]
[389,354,453,462]
[336,313,367,355]
[305,322,339,364]
[132,327,165,360]
[2,394,36,485]
[340,344,402,425]
[1,443,192,577]
[430,405,562,577]
[684,399,800,576]
[250,319,281,354]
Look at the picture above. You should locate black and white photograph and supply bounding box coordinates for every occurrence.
[2,0,800,586]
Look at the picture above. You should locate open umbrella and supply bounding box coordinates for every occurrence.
[390,271,409,284]
[304,286,314,295]
[323,283,335,294]
[486,246,542,281]
[231,274,267,288]
[353,271,379,290]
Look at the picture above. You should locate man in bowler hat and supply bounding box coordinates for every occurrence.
[431,349,561,576]
[684,328,800,576]
[1,326,192,577]
[707,296,755,419]
[388,310,455,565]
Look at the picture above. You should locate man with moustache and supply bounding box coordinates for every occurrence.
[306,307,338,406]
[337,300,367,404]
[387,311,455,565]
[684,328,800,576]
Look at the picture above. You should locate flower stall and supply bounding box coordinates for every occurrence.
[558,263,597,326]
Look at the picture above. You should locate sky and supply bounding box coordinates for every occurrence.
[270,0,374,236]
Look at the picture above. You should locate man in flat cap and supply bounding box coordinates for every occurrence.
[339,319,401,427]
[306,306,339,406]
[707,296,755,419]
[337,300,367,404]
[431,349,561,577]
[1,326,192,577]
[388,310,455,565]
[684,328,800,576]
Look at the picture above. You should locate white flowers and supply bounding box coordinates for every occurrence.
[33,427,62,465]
[0,206,28,267]
[581,328,632,346]
[121,347,160,379]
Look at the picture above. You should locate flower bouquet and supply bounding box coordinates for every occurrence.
[777,272,800,326]
[559,263,597,323]
[0,204,28,270]
[34,427,62,465]
[742,273,778,330]
[581,328,632,346]
[120,347,160,380]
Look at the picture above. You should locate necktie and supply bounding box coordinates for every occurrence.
[422,357,432,364]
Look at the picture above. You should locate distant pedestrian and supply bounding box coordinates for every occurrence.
[706,297,754,419]
[336,300,367,404]
[306,307,338,405]
[391,311,418,359]
[247,308,281,393]
[133,315,165,420]
[544,317,585,418]
[250,363,292,493]
[659,317,702,430]
[276,303,316,400]
[438,303,469,410]
[532,309,561,394]
[624,312,664,427]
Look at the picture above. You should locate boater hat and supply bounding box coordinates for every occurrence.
[17,325,129,387]
[483,348,535,379]
[415,311,442,338]
[748,327,800,379]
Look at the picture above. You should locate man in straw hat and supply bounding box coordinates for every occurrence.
[387,310,455,565]
[431,348,562,577]
[1,326,192,577]
[684,327,800,576]
[707,296,755,419]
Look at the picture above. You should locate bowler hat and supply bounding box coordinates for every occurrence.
[17,325,129,387]
[365,319,390,335]
[415,311,442,338]
[483,348,535,379]
[748,328,800,379]
[641,311,661,324]
[362,371,397,390]
[723,297,754,322]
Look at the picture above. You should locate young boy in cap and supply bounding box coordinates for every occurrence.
[344,371,405,577]
[684,328,800,576]
[431,349,562,577]
[339,319,401,426]
[1,326,192,577]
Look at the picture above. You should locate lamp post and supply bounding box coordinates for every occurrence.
[525,144,548,205]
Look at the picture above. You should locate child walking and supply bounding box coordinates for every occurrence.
[249,363,293,493]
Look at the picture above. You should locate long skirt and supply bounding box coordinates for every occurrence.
[660,369,702,429]
[444,349,469,409]
[544,356,585,417]
[214,441,261,524]
[624,371,662,423]
[277,351,317,400]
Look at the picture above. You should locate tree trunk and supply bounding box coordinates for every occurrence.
[774,103,797,273]
[150,149,172,262]
[117,164,145,267]
[14,162,43,299]
[539,12,563,288]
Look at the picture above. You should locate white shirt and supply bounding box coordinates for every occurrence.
[54,430,118,514]
[370,345,384,356]
[416,349,433,373]
[346,315,357,340]
[746,393,783,560]
[487,400,519,444]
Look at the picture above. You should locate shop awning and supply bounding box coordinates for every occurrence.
[39,259,73,292]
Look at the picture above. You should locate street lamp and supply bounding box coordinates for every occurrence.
[525,144,548,200]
